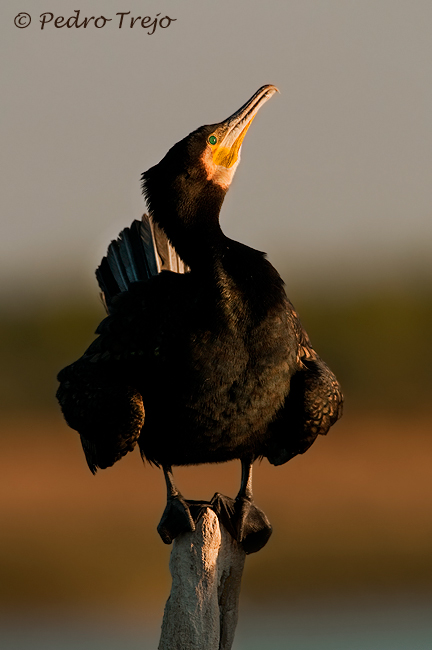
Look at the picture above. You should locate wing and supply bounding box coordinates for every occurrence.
[96,214,188,313]
[57,215,188,472]
[56,290,147,473]
[57,364,144,474]
[265,303,343,466]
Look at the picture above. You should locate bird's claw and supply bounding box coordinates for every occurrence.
[157,494,195,544]
[211,492,272,554]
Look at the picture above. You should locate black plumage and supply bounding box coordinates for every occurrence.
[57,85,343,553]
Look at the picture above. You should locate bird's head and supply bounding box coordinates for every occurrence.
[142,85,279,260]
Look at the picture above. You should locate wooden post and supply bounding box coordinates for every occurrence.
[158,508,246,650]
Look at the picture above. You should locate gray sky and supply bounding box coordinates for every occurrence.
[1,0,432,304]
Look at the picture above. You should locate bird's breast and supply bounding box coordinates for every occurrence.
[139,298,297,466]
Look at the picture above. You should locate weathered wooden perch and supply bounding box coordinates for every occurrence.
[158,508,246,650]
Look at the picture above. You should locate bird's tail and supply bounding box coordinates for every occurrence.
[96,214,188,311]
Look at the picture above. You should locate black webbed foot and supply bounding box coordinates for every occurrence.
[157,463,272,553]
[211,492,272,554]
[157,494,195,544]
[235,495,273,554]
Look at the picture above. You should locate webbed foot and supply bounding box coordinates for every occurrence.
[211,492,272,554]
[157,494,195,544]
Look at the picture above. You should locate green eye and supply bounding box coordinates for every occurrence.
[208,135,217,145]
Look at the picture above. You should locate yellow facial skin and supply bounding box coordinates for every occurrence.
[200,141,241,190]
[209,120,255,169]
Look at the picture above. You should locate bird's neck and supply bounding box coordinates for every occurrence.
[197,236,287,329]
[151,201,227,271]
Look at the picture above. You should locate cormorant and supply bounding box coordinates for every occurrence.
[57,85,343,554]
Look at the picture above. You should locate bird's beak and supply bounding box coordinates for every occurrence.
[210,85,279,169]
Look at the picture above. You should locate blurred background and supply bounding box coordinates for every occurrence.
[1,1,432,648]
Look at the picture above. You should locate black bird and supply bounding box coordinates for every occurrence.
[57,85,343,554]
